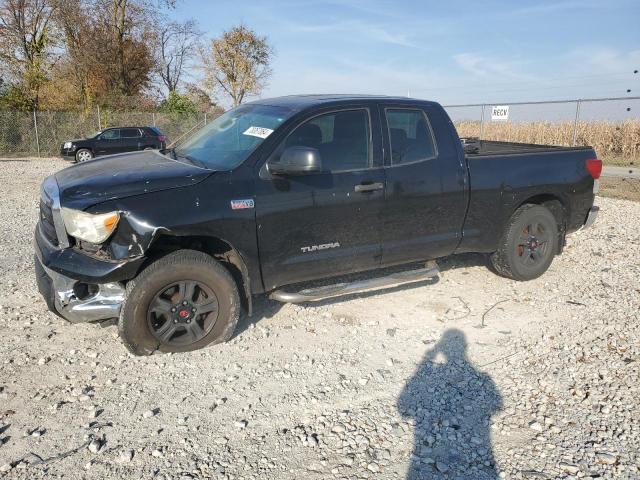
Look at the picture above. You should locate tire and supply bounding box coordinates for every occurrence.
[118,250,240,355]
[75,148,93,162]
[490,204,559,281]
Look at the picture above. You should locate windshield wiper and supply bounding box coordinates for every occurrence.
[161,147,178,160]
[173,150,206,169]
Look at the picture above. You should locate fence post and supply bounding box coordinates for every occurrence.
[479,104,486,140]
[152,112,156,126]
[33,111,41,157]
[97,105,102,130]
[204,113,207,125]
[572,99,582,146]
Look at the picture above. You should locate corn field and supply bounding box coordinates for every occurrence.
[454,120,640,166]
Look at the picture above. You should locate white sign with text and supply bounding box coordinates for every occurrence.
[491,105,509,121]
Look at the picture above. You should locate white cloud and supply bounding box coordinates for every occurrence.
[452,52,539,82]
[279,19,417,47]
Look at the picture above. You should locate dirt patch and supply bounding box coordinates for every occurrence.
[599,176,640,202]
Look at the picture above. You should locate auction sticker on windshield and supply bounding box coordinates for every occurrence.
[243,126,274,139]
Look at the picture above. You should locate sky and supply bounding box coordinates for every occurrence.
[174,0,640,119]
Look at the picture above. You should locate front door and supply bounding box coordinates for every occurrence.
[379,104,468,265]
[95,128,121,155]
[255,106,385,291]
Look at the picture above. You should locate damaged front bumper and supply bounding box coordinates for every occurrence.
[34,223,143,323]
[34,175,144,323]
[35,255,125,323]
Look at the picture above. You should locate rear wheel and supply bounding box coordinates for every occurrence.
[75,148,93,162]
[490,204,559,281]
[118,250,240,355]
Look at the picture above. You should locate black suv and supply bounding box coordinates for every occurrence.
[60,126,167,162]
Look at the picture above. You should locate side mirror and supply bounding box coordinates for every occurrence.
[268,146,322,175]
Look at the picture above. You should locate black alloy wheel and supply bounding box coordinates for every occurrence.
[147,280,219,347]
[515,221,552,267]
[490,204,559,281]
[118,250,240,355]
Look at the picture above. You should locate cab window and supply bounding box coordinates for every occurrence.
[284,109,371,172]
[386,109,437,165]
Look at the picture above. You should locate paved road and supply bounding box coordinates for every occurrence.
[602,165,639,179]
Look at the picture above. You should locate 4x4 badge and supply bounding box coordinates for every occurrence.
[230,199,255,210]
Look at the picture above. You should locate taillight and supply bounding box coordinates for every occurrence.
[586,158,602,180]
[158,135,166,142]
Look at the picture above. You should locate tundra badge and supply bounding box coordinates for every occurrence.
[301,242,341,253]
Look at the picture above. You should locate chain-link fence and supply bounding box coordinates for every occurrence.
[444,96,640,166]
[1,97,639,166]
[0,108,219,157]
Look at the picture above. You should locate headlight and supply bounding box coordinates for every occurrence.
[61,208,119,243]
[63,142,72,149]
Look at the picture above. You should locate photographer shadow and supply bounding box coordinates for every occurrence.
[397,328,502,479]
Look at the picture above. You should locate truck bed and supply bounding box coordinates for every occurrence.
[461,138,592,157]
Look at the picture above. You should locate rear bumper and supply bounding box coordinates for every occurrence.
[35,254,125,323]
[582,206,599,229]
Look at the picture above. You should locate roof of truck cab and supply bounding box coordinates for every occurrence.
[247,94,439,110]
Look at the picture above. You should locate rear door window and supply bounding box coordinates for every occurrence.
[120,128,142,138]
[284,109,371,172]
[385,109,437,165]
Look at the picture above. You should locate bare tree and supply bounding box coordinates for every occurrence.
[198,24,273,107]
[53,0,93,107]
[0,0,57,109]
[157,18,199,93]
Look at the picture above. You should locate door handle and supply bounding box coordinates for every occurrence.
[354,182,384,193]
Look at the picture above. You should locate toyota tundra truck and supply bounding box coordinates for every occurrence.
[34,95,601,355]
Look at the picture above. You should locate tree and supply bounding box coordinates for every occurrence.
[49,0,156,108]
[198,25,273,107]
[95,0,155,98]
[159,90,197,115]
[0,0,57,110]
[156,18,199,93]
[52,0,93,108]
[184,83,217,113]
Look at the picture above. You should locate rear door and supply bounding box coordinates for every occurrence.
[379,103,468,265]
[94,128,121,155]
[255,105,386,291]
[119,128,144,152]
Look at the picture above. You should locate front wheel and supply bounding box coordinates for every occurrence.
[75,148,93,162]
[118,250,240,355]
[490,204,559,281]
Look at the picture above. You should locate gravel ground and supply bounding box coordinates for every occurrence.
[0,158,639,479]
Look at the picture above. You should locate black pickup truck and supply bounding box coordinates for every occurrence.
[35,95,601,355]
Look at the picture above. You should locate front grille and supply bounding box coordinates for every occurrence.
[39,198,59,246]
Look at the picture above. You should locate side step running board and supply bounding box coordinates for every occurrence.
[269,261,439,303]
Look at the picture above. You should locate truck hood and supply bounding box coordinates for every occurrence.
[55,150,213,210]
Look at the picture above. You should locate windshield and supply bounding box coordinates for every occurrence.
[175,104,294,170]
[89,131,102,139]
